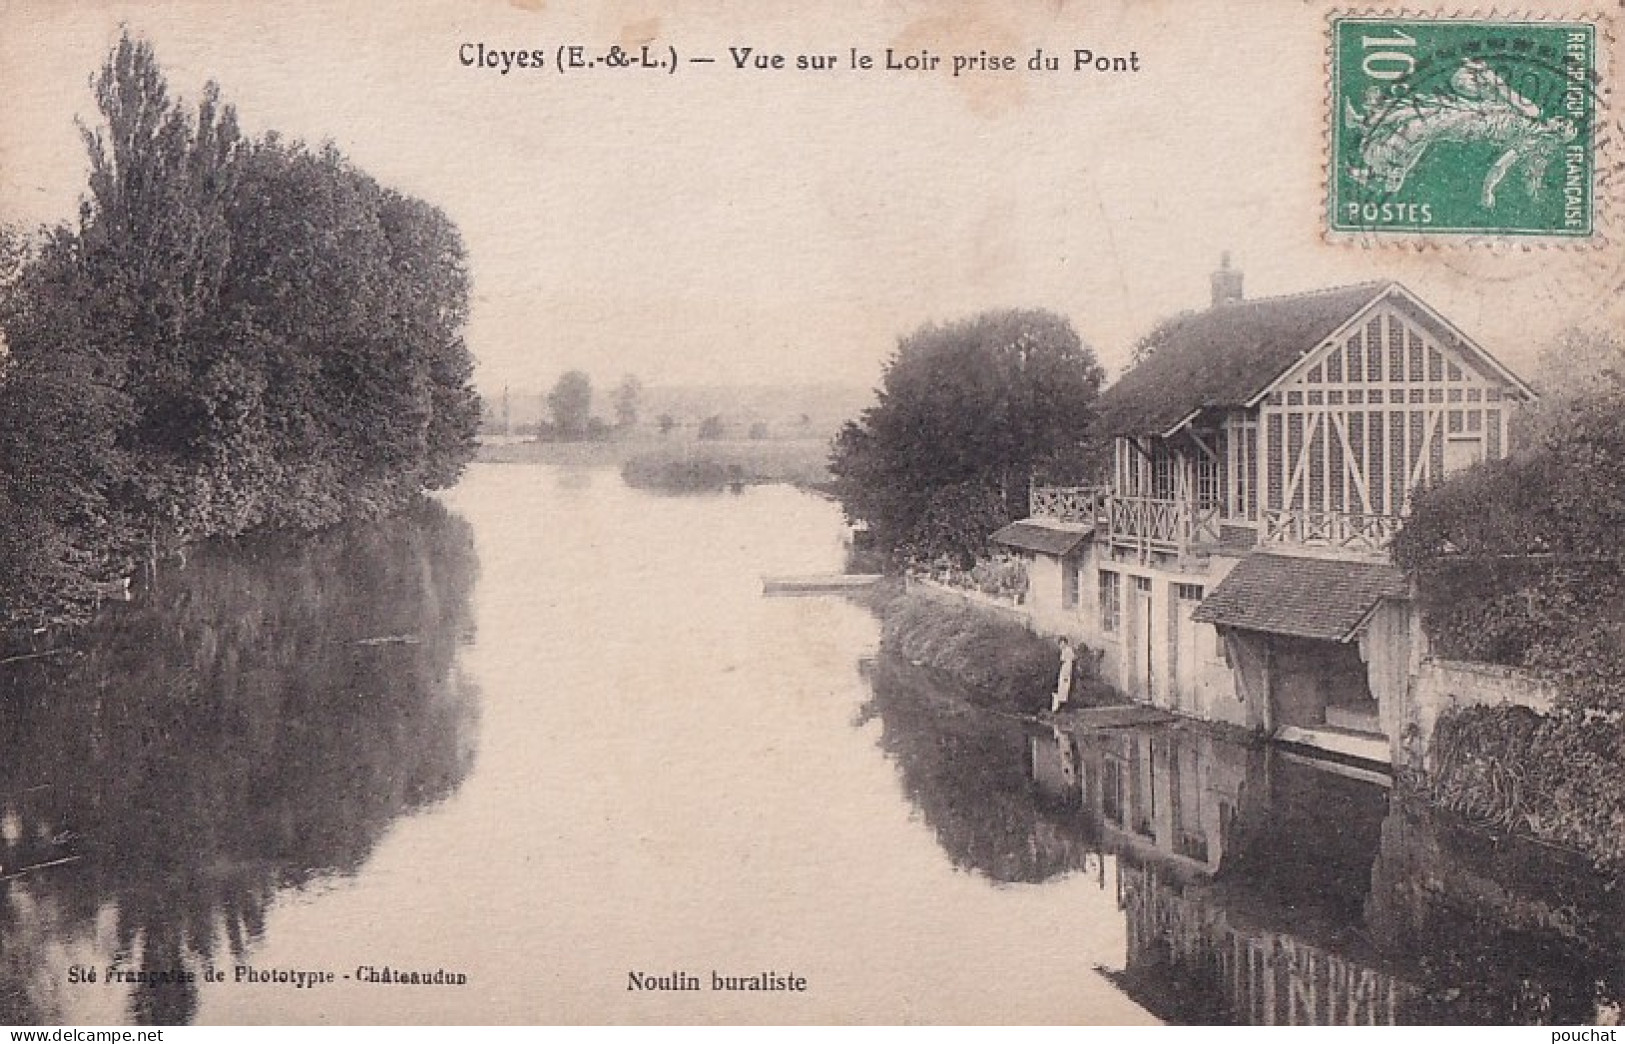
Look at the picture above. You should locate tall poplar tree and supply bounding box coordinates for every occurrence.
[0,32,480,630]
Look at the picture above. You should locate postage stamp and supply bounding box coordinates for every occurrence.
[1330,14,1601,238]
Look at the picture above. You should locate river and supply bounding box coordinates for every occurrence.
[0,463,1619,1025]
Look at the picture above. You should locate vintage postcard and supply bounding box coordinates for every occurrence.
[3,0,1625,1029]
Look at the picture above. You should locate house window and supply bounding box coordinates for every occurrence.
[1229,419,1255,520]
[1244,422,1258,521]
[1152,449,1176,500]
[1444,435,1485,476]
[1098,570,1121,633]
[1195,451,1221,508]
[1063,561,1080,610]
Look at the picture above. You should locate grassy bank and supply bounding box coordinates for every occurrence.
[621,440,831,491]
[874,586,1118,716]
[476,436,832,490]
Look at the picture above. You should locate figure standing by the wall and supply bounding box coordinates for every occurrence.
[1052,637,1075,713]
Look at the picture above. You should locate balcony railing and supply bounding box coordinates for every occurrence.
[1107,496,1223,554]
[1028,485,1108,524]
[1262,508,1400,554]
[1031,483,1405,556]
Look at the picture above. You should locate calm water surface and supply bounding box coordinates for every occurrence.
[1,463,1620,1024]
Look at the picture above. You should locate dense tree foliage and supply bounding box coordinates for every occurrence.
[829,309,1104,565]
[1512,326,1625,452]
[1393,325,1625,726]
[0,33,478,632]
[545,370,593,438]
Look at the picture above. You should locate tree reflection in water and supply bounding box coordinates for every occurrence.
[0,502,479,1025]
[857,654,1100,885]
[862,650,1625,1025]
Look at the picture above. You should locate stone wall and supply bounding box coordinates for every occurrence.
[1401,658,1557,768]
[908,576,1033,629]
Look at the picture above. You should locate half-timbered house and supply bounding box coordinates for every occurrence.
[1000,259,1536,762]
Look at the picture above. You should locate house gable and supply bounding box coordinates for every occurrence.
[1251,287,1533,523]
[1254,285,1535,406]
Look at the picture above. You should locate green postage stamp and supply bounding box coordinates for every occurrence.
[1330,14,1601,238]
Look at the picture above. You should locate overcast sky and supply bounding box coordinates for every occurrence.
[2,0,1618,395]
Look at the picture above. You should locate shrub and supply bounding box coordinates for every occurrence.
[968,555,1029,602]
[1421,704,1625,873]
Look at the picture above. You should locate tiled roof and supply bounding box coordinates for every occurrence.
[1096,282,1391,436]
[989,519,1094,556]
[1192,553,1408,642]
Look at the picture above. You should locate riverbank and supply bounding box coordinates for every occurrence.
[870,585,1120,716]
[476,436,832,491]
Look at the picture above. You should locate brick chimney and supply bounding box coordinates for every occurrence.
[1211,252,1244,307]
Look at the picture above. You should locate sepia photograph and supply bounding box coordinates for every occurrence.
[1,0,1623,1029]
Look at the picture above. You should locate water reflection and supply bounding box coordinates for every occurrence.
[5,463,1621,1026]
[857,656,1098,884]
[865,649,1625,1025]
[0,503,479,1025]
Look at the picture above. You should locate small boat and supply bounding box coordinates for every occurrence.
[761,574,883,595]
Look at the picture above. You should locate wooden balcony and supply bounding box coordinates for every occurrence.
[1030,483,1404,558]
[1028,485,1108,524]
[1261,509,1400,555]
[1028,486,1228,557]
[1106,495,1223,556]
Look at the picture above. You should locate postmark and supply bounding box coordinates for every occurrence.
[1329,14,1605,240]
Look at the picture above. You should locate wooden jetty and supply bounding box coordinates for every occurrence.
[761,574,882,595]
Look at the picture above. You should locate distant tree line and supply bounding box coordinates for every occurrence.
[523,372,796,443]
[0,33,479,632]
[527,371,642,441]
